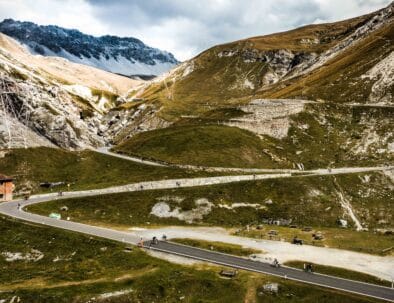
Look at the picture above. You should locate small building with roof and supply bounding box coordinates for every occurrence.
[0,174,14,201]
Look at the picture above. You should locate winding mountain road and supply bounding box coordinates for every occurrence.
[1,164,393,301]
[96,147,300,173]
[96,147,394,175]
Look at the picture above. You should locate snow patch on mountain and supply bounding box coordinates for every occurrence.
[28,44,177,76]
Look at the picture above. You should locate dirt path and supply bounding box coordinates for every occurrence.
[333,177,363,231]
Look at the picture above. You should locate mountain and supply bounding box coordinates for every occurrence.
[0,33,144,149]
[0,19,179,76]
[113,2,393,169]
[137,3,393,120]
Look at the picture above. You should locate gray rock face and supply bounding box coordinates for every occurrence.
[225,99,313,139]
[102,104,171,145]
[0,73,170,149]
[290,2,393,79]
[0,76,106,149]
[218,48,317,86]
[0,29,172,150]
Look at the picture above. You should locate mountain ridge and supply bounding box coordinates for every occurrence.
[0,18,179,76]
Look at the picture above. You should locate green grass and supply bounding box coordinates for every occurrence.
[0,216,153,288]
[114,124,288,168]
[29,176,343,228]
[265,104,393,170]
[284,261,391,287]
[0,216,246,302]
[0,147,216,194]
[172,238,261,257]
[251,276,382,303]
[29,171,392,228]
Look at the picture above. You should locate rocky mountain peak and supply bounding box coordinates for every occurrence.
[0,19,179,76]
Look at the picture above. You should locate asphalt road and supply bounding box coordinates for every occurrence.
[148,240,394,302]
[0,197,393,302]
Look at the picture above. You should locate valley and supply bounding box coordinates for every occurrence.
[0,2,393,302]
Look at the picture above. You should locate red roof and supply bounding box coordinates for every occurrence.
[0,174,13,181]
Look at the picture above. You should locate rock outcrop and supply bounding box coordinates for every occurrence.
[0,76,105,149]
[225,99,312,139]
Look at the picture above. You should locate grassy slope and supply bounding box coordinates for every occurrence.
[172,238,261,257]
[284,261,391,287]
[229,13,372,52]
[260,104,393,169]
[0,216,245,302]
[114,124,287,168]
[0,216,384,303]
[237,225,393,256]
[29,172,393,254]
[138,12,376,120]
[0,147,216,194]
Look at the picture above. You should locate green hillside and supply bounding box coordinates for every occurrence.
[262,23,394,103]
[1,216,381,302]
[114,124,285,168]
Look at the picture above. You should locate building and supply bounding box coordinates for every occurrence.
[0,174,14,201]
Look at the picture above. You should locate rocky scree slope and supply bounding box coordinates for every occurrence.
[0,33,149,149]
[0,19,179,76]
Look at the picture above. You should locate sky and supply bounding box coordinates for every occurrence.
[0,0,391,61]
